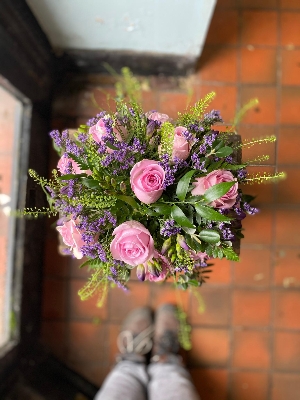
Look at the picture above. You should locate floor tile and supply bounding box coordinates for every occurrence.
[190,286,230,326]
[205,10,238,45]
[274,247,300,288]
[280,86,300,124]
[275,210,300,246]
[240,86,277,125]
[42,277,67,320]
[276,168,300,204]
[68,362,110,387]
[274,290,300,329]
[274,331,300,371]
[281,49,300,85]
[232,329,271,369]
[190,368,228,400]
[242,208,273,245]
[232,289,271,326]
[279,0,300,8]
[240,0,277,6]
[280,12,300,46]
[238,123,277,165]
[196,47,238,83]
[272,373,300,400]
[231,371,269,400]
[43,238,70,278]
[241,48,277,84]
[234,247,271,287]
[241,11,278,46]
[198,85,237,123]
[67,321,108,364]
[278,126,300,165]
[109,281,150,323]
[208,257,231,285]
[158,91,197,119]
[41,321,68,360]
[189,327,230,367]
[69,279,107,321]
[240,165,276,205]
[150,282,190,312]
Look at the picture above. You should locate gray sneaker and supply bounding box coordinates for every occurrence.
[117,306,154,363]
[151,304,183,364]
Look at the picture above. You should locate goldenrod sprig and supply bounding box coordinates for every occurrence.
[245,171,286,184]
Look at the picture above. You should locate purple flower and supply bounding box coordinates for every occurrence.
[160,219,181,237]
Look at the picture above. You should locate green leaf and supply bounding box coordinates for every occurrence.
[176,170,196,202]
[223,246,240,261]
[81,178,100,189]
[194,204,233,222]
[106,142,119,151]
[153,203,172,216]
[171,205,195,228]
[185,235,203,252]
[215,146,233,158]
[57,173,86,180]
[222,163,247,171]
[203,181,236,204]
[217,247,224,259]
[206,160,224,173]
[198,229,220,244]
[115,195,140,209]
[69,154,90,171]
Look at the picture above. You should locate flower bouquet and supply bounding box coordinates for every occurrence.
[26,92,283,302]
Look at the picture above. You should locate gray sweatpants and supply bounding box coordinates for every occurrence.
[94,360,200,400]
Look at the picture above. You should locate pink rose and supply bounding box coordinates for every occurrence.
[56,219,85,259]
[89,118,107,144]
[57,155,91,175]
[145,111,170,124]
[191,170,238,209]
[172,126,192,161]
[130,159,165,204]
[110,221,155,267]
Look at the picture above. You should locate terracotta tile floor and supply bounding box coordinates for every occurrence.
[42,1,300,399]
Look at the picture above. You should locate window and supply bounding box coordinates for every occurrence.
[0,77,31,353]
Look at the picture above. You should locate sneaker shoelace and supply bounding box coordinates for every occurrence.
[117,325,154,355]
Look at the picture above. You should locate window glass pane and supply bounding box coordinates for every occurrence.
[0,84,23,348]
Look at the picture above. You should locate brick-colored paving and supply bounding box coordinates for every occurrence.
[42,1,300,399]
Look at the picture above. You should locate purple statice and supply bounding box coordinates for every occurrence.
[191,153,207,172]
[101,138,146,173]
[81,242,107,261]
[219,222,234,240]
[77,211,117,234]
[158,154,188,189]
[86,111,107,127]
[203,131,218,147]
[237,169,247,181]
[66,179,75,198]
[243,202,259,215]
[146,120,160,137]
[234,207,246,220]
[49,130,63,148]
[65,138,84,157]
[203,109,223,124]
[188,123,204,134]
[225,156,233,163]
[54,199,83,218]
[181,129,196,142]
[45,185,56,198]
[129,107,135,117]
[198,143,207,154]
[174,265,190,273]
[160,219,181,237]
[78,133,88,143]
[107,274,129,291]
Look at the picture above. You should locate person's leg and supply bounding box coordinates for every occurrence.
[148,304,200,400]
[94,307,154,400]
[95,360,148,400]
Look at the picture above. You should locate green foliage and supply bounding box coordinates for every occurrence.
[159,122,175,158]
[177,91,216,126]
[176,307,192,351]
